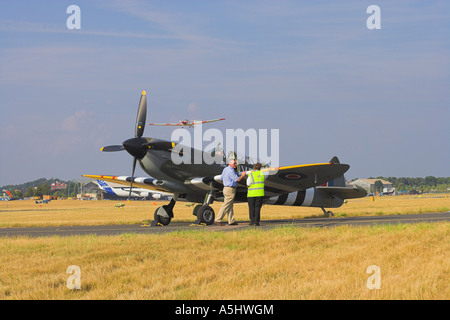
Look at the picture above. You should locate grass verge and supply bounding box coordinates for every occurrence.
[0,222,448,299]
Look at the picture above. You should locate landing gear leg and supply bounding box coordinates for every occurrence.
[321,207,334,217]
[193,191,215,225]
[152,195,177,226]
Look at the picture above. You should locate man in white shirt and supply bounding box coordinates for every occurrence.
[215,160,245,225]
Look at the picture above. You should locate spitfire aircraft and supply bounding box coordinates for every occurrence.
[84,91,366,226]
[148,117,225,128]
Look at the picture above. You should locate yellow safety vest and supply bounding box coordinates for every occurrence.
[247,170,265,197]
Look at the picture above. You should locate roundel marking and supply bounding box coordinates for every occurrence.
[278,172,306,180]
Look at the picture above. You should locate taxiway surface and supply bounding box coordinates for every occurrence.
[0,212,448,237]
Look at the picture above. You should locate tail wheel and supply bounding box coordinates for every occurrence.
[196,205,215,225]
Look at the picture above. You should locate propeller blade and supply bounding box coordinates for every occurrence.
[135,90,147,138]
[128,157,137,201]
[101,145,125,152]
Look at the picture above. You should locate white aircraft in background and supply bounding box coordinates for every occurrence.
[95,180,171,200]
[148,117,225,128]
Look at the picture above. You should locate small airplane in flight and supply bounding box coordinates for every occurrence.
[149,118,225,128]
[84,91,366,226]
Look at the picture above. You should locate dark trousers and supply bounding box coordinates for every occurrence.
[248,196,263,224]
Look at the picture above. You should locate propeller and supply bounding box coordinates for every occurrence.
[100,91,178,201]
[101,90,148,201]
[127,91,147,200]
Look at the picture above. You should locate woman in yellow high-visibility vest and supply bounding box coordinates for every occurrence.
[246,163,266,226]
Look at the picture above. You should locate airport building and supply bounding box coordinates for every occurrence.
[79,182,104,200]
[349,179,394,195]
[51,182,67,190]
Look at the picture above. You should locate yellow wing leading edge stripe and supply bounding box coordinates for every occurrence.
[260,162,332,173]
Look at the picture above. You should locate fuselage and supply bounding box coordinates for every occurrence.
[138,137,228,195]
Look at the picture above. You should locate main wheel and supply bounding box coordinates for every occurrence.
[196,205,215,225]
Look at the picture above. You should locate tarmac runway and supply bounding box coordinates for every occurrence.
[0,212,448,238]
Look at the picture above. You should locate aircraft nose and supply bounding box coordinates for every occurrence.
[122,137,148,159]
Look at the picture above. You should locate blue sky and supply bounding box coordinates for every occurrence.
[0,1,449,186]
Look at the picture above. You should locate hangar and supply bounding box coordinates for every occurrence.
[349,179,394,195]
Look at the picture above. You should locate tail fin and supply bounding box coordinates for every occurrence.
[96,180,116,195]
[324,156,345,187]
[316,156,366,200]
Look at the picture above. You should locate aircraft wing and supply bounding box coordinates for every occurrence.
[195,118,225,124]
[148,122,184,126]
[187,162,350,198]
[149,118,225,126]
[85,162,350,201]
[82,175,174,194]
[260,162,350,196]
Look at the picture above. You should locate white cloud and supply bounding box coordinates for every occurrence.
[61,110,92,132]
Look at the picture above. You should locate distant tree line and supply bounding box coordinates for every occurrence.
[367,176,450,193]
[2,178,88,199]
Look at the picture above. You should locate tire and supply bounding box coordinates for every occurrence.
[196,205,215,225]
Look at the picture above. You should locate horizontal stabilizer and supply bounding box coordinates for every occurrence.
[316,185,367,199]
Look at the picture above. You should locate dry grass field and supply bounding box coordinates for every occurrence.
[0,195,448,300]
[0,223,448,299]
